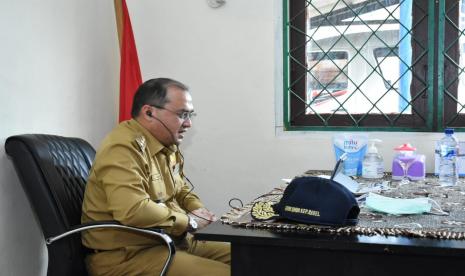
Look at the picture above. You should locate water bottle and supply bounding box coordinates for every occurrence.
[362,139,384,179]
[438,128,459,186]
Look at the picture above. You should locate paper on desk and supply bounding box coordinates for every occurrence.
[332,173,390,195]
[355,181,390,195]
[332,173,360,193]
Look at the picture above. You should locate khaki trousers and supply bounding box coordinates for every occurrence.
[85,239,231,276]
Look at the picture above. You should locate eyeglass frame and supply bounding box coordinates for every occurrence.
[149,105,197,121]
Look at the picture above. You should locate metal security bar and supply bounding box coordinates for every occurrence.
[284,0,435,131]
[440,0,465,130]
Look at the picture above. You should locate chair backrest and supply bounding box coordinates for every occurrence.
[5,134,96,276]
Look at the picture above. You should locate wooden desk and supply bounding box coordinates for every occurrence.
[195,221,465,276]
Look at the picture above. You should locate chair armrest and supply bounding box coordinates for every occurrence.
[45,220,175,276]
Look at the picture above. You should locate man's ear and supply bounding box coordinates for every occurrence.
[140,105,153,120]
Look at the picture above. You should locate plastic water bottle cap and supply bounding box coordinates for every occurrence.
[445,128,454,135]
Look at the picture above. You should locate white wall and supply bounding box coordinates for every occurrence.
[129,0,455,216]
[0,0,459,275]
[0,0,119,275]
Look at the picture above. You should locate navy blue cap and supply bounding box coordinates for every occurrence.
[251,176,360,226]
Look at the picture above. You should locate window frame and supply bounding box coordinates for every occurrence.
[440,0,465,130]
[283,0,439,132]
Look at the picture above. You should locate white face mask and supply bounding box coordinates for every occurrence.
[365,193,447,216]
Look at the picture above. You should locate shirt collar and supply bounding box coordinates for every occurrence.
[127,119,177,156]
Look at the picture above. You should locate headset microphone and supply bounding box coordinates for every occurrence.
[146,109,177,148]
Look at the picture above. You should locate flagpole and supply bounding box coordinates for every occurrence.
[114,0,123,50]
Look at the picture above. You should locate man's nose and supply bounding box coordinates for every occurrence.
[182,117,192,128]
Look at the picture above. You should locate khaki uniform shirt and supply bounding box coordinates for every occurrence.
[81,119,203,250]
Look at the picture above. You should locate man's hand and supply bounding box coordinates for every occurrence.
[189,207,217,230]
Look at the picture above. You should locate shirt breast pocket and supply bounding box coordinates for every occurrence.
[172,173,184,192]
[150,173,166,201]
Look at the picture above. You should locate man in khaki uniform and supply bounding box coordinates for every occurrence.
[81,78,230,275]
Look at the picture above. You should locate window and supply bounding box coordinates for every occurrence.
[284,0,465,132]
[306,51,349,114]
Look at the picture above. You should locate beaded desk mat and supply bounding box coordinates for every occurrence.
[220,171,465,240]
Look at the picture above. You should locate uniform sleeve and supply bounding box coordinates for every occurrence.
[95,144,188,236]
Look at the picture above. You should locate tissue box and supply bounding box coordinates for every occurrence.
[392,154,426,181]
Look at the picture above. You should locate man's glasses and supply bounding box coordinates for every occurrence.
[150,105,197,121]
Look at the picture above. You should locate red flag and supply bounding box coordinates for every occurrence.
[119,0,142,122]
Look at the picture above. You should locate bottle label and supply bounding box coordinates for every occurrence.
[440,145,457,159]
[362,162,383,178]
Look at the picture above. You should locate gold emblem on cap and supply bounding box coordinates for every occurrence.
[251,201,276,221]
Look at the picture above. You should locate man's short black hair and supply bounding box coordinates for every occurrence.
[131,78,189,118]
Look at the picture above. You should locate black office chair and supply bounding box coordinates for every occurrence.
[5,134,175,276]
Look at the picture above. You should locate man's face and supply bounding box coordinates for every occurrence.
[151,86,194,146]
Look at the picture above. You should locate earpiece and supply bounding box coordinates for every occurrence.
[146,109,176,146]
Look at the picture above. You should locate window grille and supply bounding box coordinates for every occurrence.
[283,0,465,132]
[441,0,465,129]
